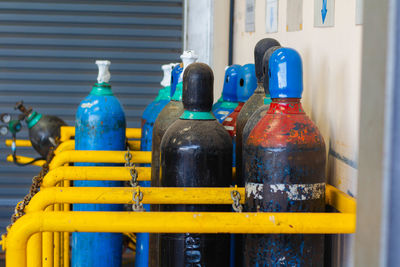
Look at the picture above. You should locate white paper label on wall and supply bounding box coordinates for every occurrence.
[286,0,303,32]
[356,0,363,25]
[265,0,278,33]
[314,0,335,27]
[245,0,255,32]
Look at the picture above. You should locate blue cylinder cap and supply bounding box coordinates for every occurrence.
[236,63,257,102]
[222,64,241,102]
[268,47,303,99]
[170,64,183,98]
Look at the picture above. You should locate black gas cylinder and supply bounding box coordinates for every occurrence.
[243,48,326,266]
[235,38,280,186]
[241,45,282,168]
[149,51,198,267]
[160,63,232,267]
[15,101,67,158]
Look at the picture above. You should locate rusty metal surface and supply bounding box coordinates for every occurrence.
[244,99,326,266]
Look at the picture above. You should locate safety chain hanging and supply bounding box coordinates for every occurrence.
[124,145,138,187]
[132,186,145,212]
[8,147,56,230]
[124,144,144,211]
[231,185,243,213]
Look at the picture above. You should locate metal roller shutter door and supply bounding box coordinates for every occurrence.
[0,0,183,234]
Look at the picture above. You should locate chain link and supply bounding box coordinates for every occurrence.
[231,185,243,213]
[132,186,145,212]
[125,145,138,187]
[7,147,55,230]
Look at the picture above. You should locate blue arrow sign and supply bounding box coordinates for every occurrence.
[321,0,328,24]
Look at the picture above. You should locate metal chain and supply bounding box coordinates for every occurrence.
[124,145,138,187]
[7,147,55,230]
[132,186,145,212]
[231,185,243,213]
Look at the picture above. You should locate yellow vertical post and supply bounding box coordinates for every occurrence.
[53,202,60,267]
[26,233,41,267]
[43,206,54,267]
[63,180,70,267]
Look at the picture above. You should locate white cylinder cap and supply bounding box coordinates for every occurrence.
[96,60,111,83]
[179,50,198,82]
[160,64,173,87]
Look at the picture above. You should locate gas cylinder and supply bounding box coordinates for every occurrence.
[140,63,176,152]
[222,63,256,169]
[72,60,126,267]
[213,65,241,122]
[240,45,282,185]
[221,63,256,267]
[149,50,198,267]
[235,38,280,187]
[243,48,326,266]
[15,101,67,158]
[170,62,183,97]
[160,62,232,267]
[136,63,176,267]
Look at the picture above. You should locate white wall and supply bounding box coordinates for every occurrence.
[184,0,230,102]
[232,0,362,266]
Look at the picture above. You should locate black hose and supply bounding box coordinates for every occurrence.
[12,152,45,166]
[11,135,45,166]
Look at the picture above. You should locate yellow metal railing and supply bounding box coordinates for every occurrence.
[5,207,356,267]
[9,184,355,267]
[6,150,151,169]
[1,126,358,267]
[59,126,141,142]
[41,166,151,187]
[5,139,141,153]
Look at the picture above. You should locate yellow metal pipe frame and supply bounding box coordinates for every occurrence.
[60,126,141,142]
[21,184,354,266]
[5,209,356,267]
[6,139,141,153]
[25,184,355,213]
[26,186,243,265]
[48,150,151,169]
[41,166,151,187]
[7,150,151,168]
[5,139,31,147]
[27,187,246,212]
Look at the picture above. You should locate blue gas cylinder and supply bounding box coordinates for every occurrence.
[213,65,241,122]
[170,63,183,98]
[243,48,326,265]
[140,63,177,152]
[72,60,126,267]
[222,63,257,168]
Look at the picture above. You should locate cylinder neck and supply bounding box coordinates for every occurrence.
[171,82,183,101]
[180,110,215,120]
[264,93,272,105]
[90,83,114,96]
[26,111,42,129]
[255,83,264,93]
[268,98,304,114]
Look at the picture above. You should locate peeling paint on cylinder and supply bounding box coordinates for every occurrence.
[243,48,326,266]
